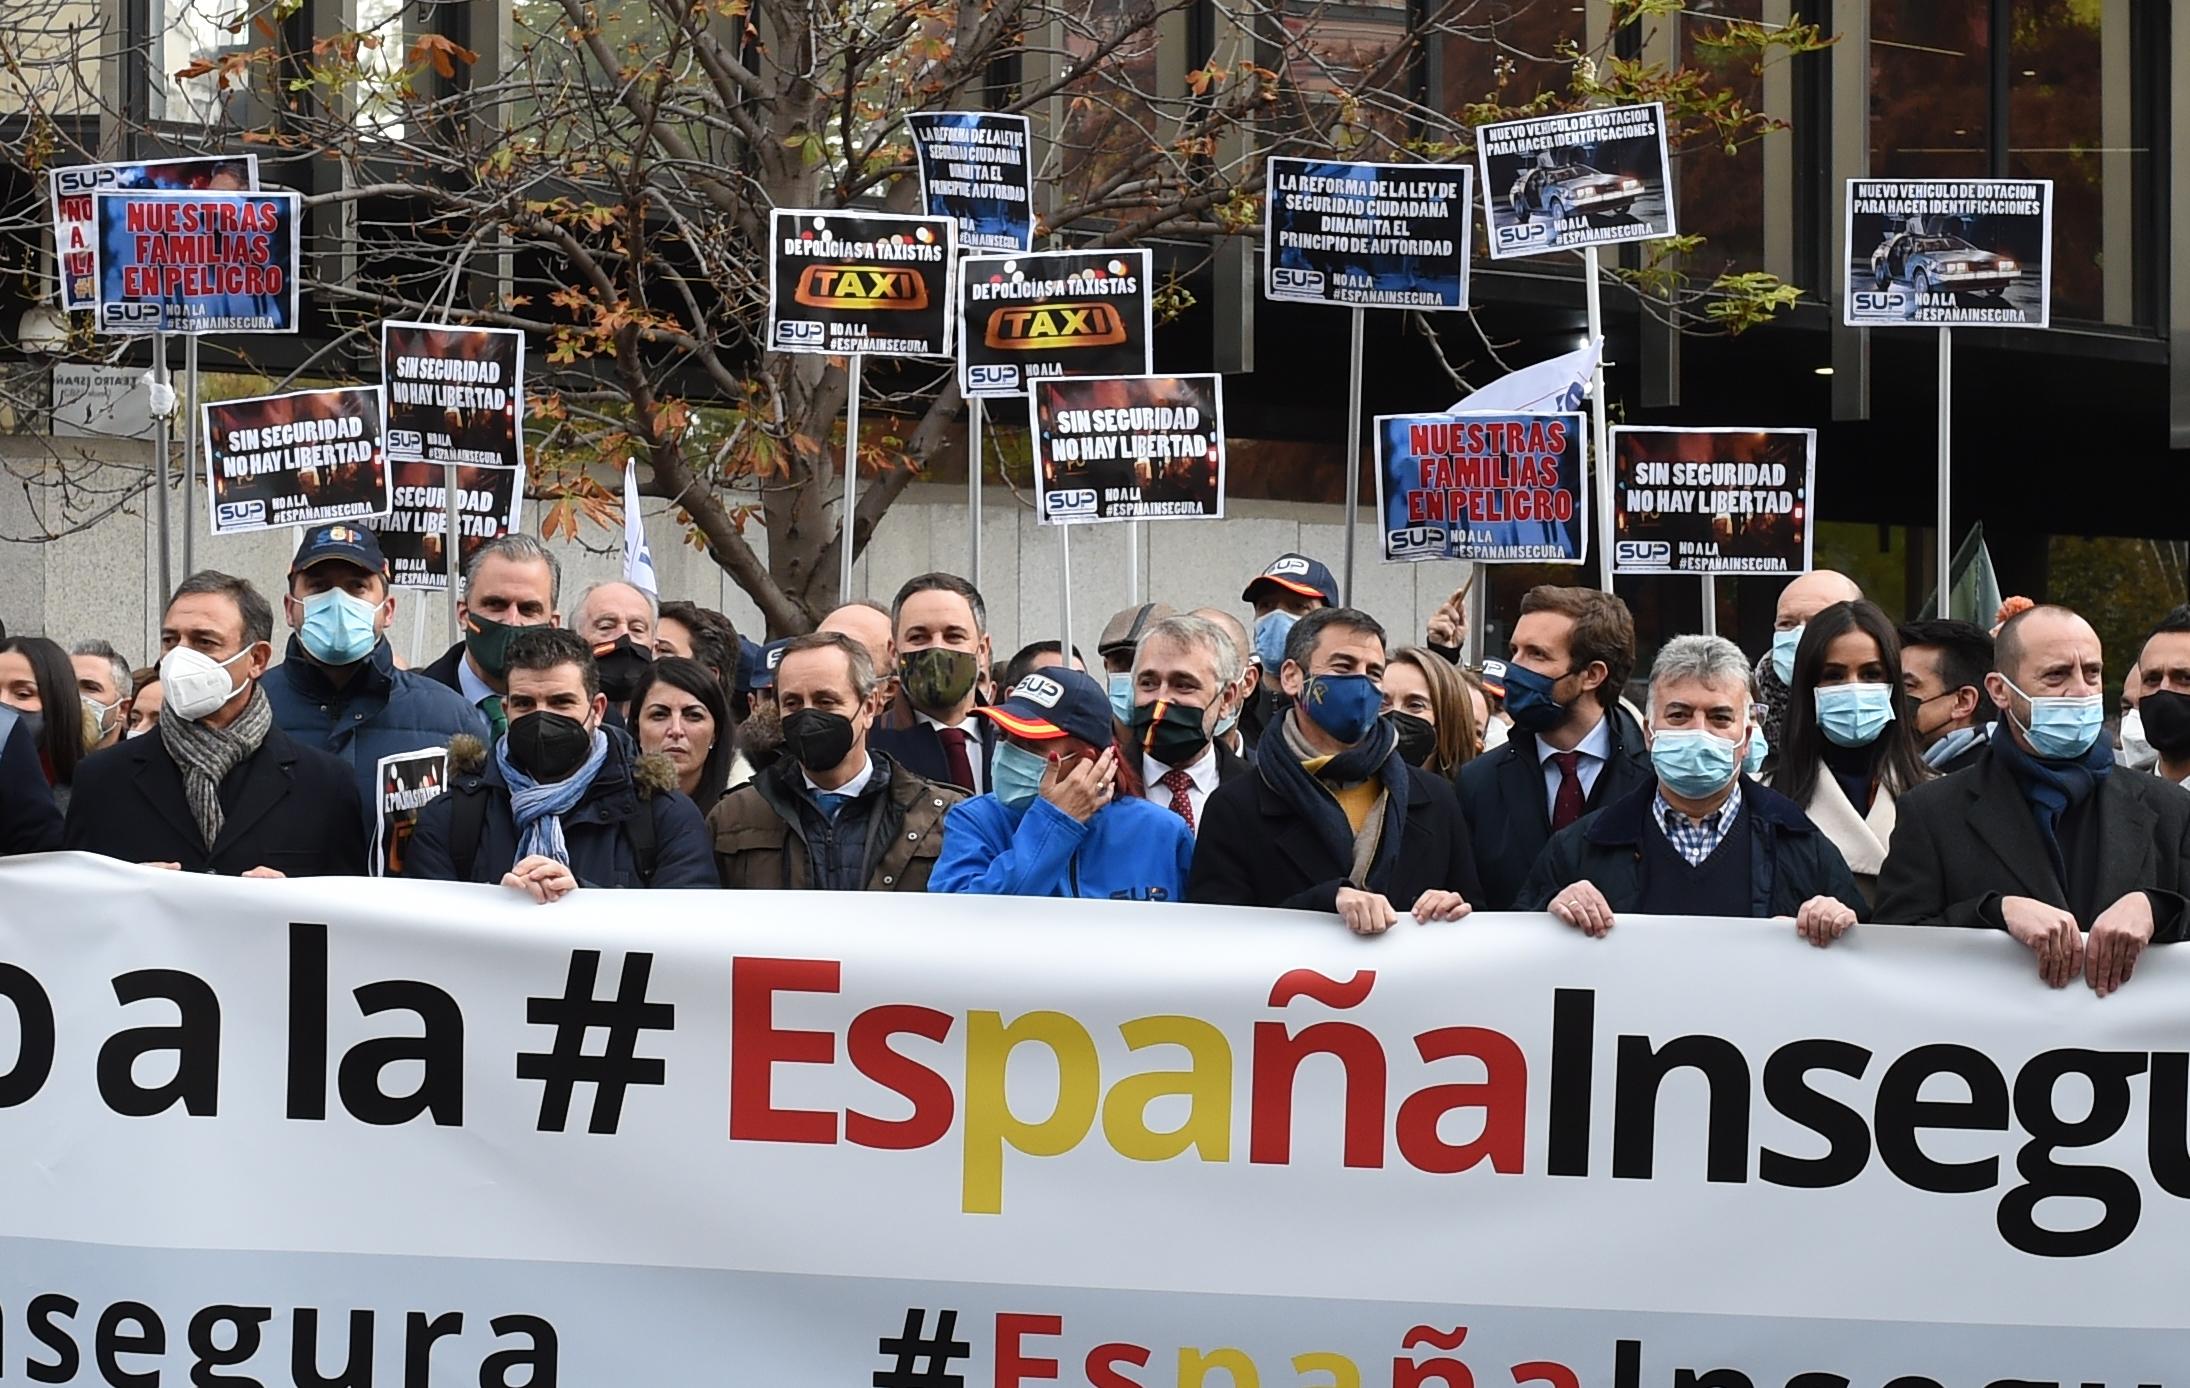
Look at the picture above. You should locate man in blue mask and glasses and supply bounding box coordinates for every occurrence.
[1191,607,1479,934]
[266,524,488,873]
[1877,604,2190,997]
[1522,635,1863,940]
[1458,585,1651,910]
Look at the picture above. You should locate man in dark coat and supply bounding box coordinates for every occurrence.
[0,705,62,855]
[265,523,488,870]
[65,571,365,876]
[1522,636,1865,937]
[867,572,998,794]
[416,534,563,738]
[403,627,713,895]
[1898,618,1997,775]
[1458,585,1651,910]
[1876,604,2190,996]
[1190,608,1480,933]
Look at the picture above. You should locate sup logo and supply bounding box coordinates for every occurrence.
[1387,526,1446,558]
[54,168,124,194]
[1270,267,1325,295]
[100,302,165,329]
[968,364,1021,392]
[794,265,928,311]
[775,320,826,347]
[387,429,424,456]
[216,499,266,528]
[1046,488,1099,519]
[983,303,1128,350]
[1013,673,1066,707]
[1616,540,1672,567]
[1495,221,1552,249]
[1854,290,1910,314]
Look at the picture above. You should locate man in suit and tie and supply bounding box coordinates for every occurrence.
[867,572,997,795]
[1876,604,2190,996]
[418,534,563,739]
[1126,614,1250,835]
[1456,584,1652,910]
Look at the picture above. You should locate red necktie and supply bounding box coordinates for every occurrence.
[936,726,976,793]
[1550,750,1585,830]
[1160,767,1196,830]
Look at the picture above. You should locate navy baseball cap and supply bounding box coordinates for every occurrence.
[738,637,790,692]
[1242,553,1338,607]
[979,666,1114,747]
[291,522,387,577]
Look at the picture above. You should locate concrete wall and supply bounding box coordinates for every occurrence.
[0,442,1474,671]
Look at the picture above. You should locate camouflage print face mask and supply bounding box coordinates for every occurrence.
[899,646,979,713]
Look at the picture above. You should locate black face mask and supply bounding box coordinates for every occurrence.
[1390,710,1439,768]
[1129,698,1210,768]
[781,707,857,771]
[2140,690,2190,758]
[593,635,654,704]
[503,711,594,782]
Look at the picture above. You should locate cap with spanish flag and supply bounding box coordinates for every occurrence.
[1241,552,1339,607]
[290,522,388,578]
[977,665,1115,747]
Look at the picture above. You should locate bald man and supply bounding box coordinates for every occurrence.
[1876,605,2190,996]
[1756,569,1863,748]
[820,601,896,699]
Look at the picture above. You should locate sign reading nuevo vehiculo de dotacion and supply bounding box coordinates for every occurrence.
[1844,178,2053,329]
[1477,102,1676,259]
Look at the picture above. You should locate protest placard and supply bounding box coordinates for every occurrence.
[8,856,2190,1382]
[1844,178,2053,328]
[377,460,525,591]
[202,385,388,536]
[958,249,1152,398]
[767,210,956,356]
[1477,102,1675,259]
[1611,426,1814,575]
[1375,412,1587,563]
[49,155,258,312]
[373,747,450,878]
[90,189,299,334]
[380,321,526,469]
[1032,374,1224,525]
[906,112,1035,253]
[1263,158,1472,309]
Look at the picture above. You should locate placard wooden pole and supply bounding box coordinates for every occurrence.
[181,334,198,577]
[840,356,864,605]
[1341,307,1366,606]
[1583,246,1613,591]
[150,331,172,602]
[1936,326,1953,618]
[967,396,984,590]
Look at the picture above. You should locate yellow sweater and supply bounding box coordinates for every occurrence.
[1302,755,1380,833]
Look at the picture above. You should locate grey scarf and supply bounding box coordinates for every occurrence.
[159,684,274,851]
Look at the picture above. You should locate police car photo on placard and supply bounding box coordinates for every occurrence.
[1476,102,1676,259]
[1262,158,1472,309]
[1032,375,1226,525]
[1843,179,2053,328]
[767,209,956,357]
[958,249,1153,398]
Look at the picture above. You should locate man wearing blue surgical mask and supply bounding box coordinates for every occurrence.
[265,524,488,872]
[1457,585,1651,911]
[1877,605,2190,997]
[1522,635,1863,939]
[1191,607,1480,935]
[1755,569,1862,750]
[1236,553,1338,756]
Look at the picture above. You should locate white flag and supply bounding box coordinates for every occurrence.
[622,458,658,597]
[1449,338,1602,414]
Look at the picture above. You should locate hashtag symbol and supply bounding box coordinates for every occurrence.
[515,950,675,1134]
[873,1308,969,1388]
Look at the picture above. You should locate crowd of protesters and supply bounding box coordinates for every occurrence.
[5,520,2188,996]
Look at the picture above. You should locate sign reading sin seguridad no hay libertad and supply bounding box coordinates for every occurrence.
[767,210,957,357]
[1263,158,1472,309]
[1033,374,1225,525]
[1611,426,1815,576]
[203,386,389,537]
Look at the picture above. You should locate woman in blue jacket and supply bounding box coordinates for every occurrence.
[929,665,1194,901]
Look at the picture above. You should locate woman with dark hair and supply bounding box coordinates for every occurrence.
[1766,599,1930,905]
[0,635,88,807]
[631,657,732,818]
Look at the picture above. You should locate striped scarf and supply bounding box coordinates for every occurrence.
[159,684,273,852]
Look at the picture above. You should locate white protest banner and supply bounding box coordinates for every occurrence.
[5,855,2190,1381]
[51,363,155,440]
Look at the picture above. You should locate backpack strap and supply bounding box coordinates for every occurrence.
[450,781,490,882]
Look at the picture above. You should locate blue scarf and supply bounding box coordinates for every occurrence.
[1923,723,1988,770]
[1991,727,2112,888]
[493,728,610,868]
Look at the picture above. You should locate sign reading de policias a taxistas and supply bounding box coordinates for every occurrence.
[958,249,1153,398]
[767,210,957,357]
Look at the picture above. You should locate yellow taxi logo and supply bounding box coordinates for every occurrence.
[983,302,1128,350]
[795,265,928,311]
